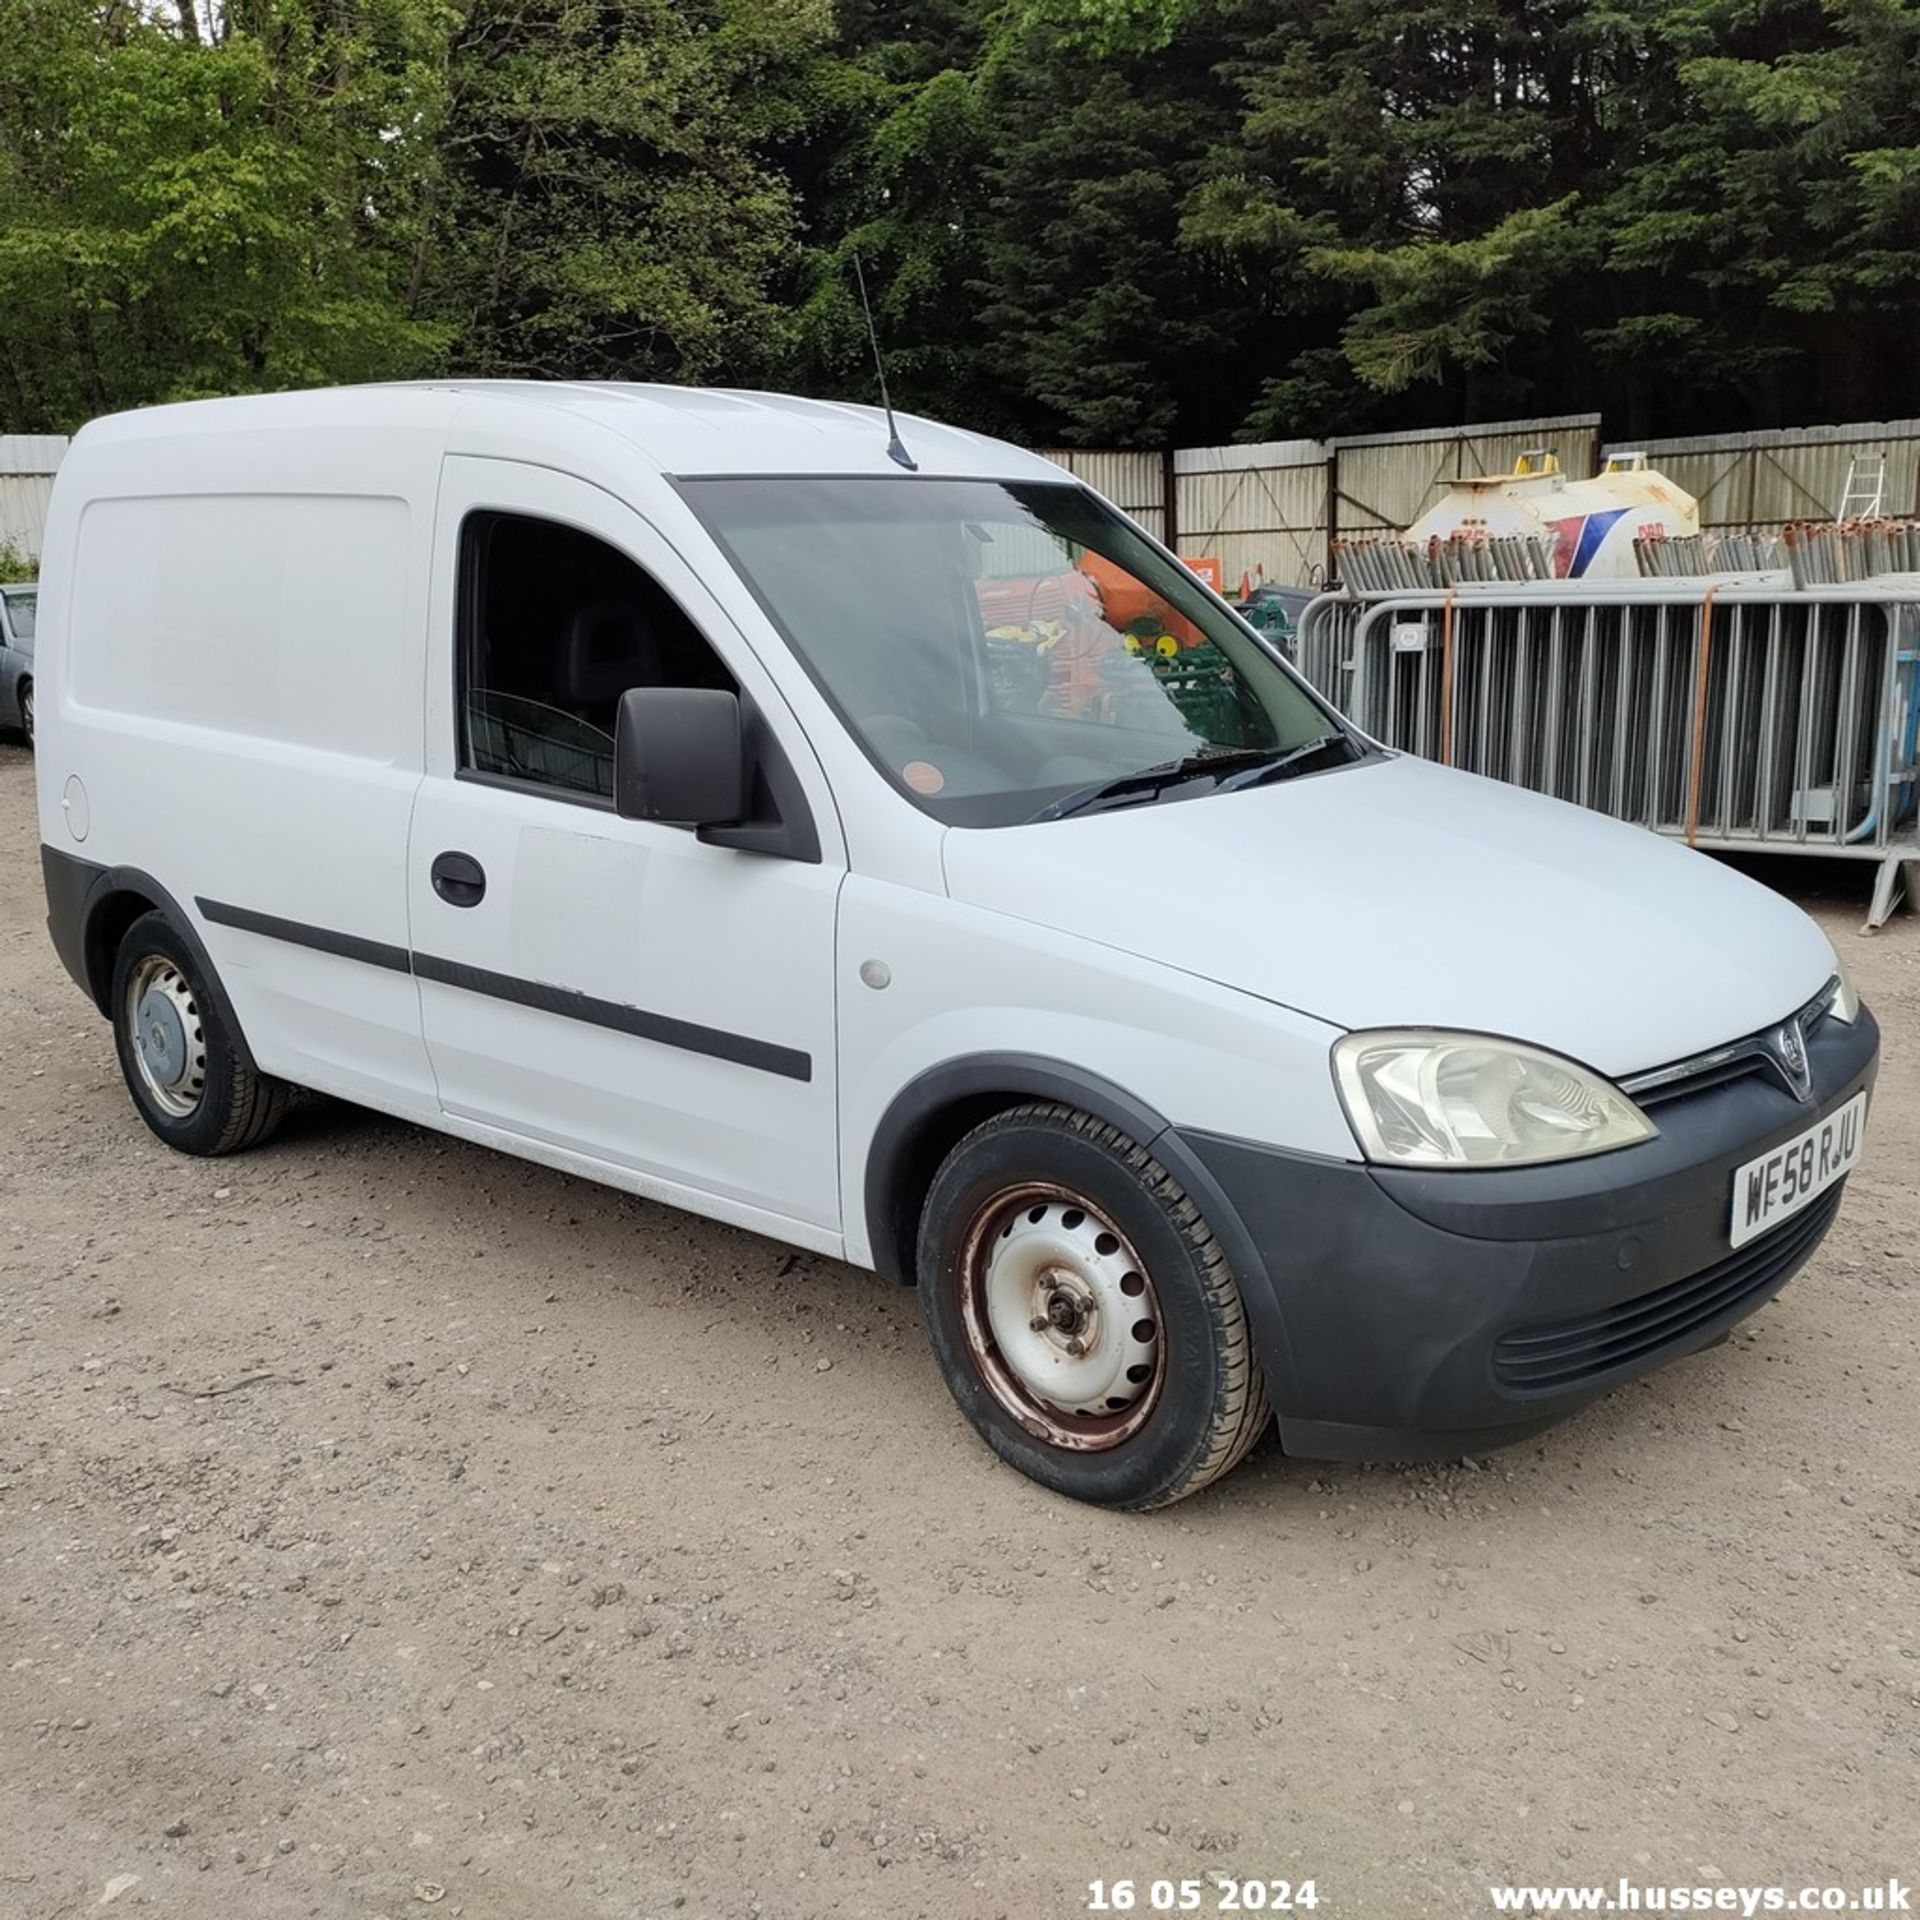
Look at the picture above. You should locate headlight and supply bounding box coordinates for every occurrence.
[1332,1031,1656,1169]
[1828,955,1860,1024]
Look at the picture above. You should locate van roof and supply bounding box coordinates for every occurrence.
[74,380,1066,484]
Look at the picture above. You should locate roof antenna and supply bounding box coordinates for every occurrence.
[852,253,917,471]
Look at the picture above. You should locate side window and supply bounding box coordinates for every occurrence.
[458,512,735,802]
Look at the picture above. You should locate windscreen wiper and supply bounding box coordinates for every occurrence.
[1212,733,1360,793]
[1028,746,1294,824]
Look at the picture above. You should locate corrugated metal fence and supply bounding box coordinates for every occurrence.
[0,436,67,563]
[1046,415,1920,592]
[1040,449,1167,544]
[1172,441,1325,593]
[7,417,1920,580]
[1046,420,1609,593]
[1602,421,1920,532]
[1330,417,1602,542]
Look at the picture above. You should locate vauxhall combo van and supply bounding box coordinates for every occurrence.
[35,385,1880,1508]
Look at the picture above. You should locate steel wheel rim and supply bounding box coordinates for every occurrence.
[956,1181,1164,1451]
[124,953,207,1118]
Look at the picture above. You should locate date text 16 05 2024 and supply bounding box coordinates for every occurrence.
[1087,1881,1321,1913]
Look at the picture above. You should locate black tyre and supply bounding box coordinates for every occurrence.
[17,678,31,746]
[110,910,288,1155]
[916,1103,1271,1508]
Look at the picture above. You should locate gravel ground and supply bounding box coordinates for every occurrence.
[1,738,1915,1920]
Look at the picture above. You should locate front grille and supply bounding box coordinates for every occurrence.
[1621,979,1839,1108]
[1492,1186,1844,1394]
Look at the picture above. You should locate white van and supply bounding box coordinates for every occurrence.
[35,384,1879,1507]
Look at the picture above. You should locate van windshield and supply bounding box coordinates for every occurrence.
[680,476,1354,827]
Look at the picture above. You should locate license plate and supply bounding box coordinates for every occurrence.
[1729,1092,1867,1249]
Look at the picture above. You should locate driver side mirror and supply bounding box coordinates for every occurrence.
[614,687,746,827]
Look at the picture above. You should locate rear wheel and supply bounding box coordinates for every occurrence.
[917,1103,1271,1508]
[14,678,28,745]
[110,911,287,1155]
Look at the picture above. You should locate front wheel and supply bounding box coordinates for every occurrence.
[916,1103,1271,1508]
[15,678,29,745]
[110,910,288,1155]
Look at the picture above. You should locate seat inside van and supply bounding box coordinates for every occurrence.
[461,512,734,799]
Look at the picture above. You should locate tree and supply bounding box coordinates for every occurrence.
[421,0,829,387]
[1185,0,1920,436]
[0,0,445,431]
[774,1,999,427]
[970,20,1253,445]
[4,0,1918,447]
[1595,0,1920,429]
[784,2,1253,445]
[0,0,832,426]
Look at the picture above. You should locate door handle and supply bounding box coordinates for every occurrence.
[431,850,486,908]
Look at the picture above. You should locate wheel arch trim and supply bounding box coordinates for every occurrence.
[43,848,264,1076]
[862,1051,1302,1412]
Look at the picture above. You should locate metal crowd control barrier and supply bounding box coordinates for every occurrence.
[1294,583,1920,928]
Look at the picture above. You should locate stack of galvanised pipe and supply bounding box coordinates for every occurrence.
[1635,532,1709,576]
[1784,518,1920,588]
[1633,529,1786,576]
[1713,530,1786,572]
[1333,531,1558,592]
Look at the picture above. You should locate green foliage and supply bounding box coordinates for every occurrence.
[999,0,1199,56]
[1312,200,1583,392]
[969,29,1250,445]
[1,0,1917,444]
[784,0,1250,444]
[423,0,826,385]
[784,59,999,430]
[0,0,449,428]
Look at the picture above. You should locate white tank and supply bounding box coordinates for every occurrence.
[1404,453,1699,580]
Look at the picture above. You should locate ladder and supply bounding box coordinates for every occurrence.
[1836,453,1887,521]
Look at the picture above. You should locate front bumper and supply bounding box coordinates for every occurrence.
[1177,1005,1881,1462]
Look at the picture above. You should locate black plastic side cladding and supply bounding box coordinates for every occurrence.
[863,1052,1304,1415]
[42,843,99,1000]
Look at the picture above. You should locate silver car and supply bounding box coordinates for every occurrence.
[0,582,35,744]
